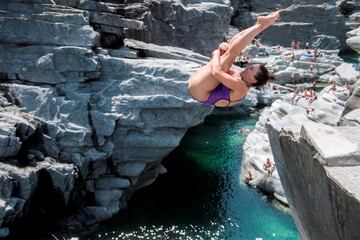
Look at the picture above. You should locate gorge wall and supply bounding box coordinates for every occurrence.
[268,119,360,240]
[124,0,359,55]
[0,0,220,237]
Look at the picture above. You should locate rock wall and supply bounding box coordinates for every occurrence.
[339,0,360,52]
[0,0,213,237]
[242,63,360,237]
[125,0,233,56]
[267,121,360,240]
[231,0,359,50]
[240,47,360,238]
[240,47,359,203]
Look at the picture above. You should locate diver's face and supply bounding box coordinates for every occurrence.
[241,64,260,86]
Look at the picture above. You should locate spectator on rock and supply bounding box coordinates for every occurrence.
[327,80,337,93]
[263,158,276,177]
[306,108,315,116]
[309,64,314,73]
[305,42,310,50]
[311,80,317,91]
[244,170,254,184]
[309,90,317,104]
[291,72,296,84]
[291,40,296,49]
[292,86,301,105]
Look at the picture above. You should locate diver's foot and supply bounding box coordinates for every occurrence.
[256,11,280,29]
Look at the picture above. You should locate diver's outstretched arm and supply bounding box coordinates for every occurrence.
[220,11,280,71]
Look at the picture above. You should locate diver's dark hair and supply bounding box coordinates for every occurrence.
[253,64,272,87]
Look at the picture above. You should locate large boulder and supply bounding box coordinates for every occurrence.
[346,27,360,52]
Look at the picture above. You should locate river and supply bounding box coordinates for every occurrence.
[84,113,299,240]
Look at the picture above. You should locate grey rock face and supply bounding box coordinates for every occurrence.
[346,27,360,52]
[0,43,211,231]
[341,82,360,115]
[231,1,353,50]
[0,45,100,84]
[338,0,360,52]
[124,0,233,55]
[0,160,76,237]
[268,122,360,240]
[0,0,213,236]
[0,1,99,46]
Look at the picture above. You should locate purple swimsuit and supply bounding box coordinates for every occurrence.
[201,83,231,106]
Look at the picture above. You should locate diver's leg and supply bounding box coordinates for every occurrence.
[220,11,280,71]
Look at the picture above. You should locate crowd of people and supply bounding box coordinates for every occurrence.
[291,84,318,106]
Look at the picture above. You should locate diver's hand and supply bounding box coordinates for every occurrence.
[218,42,229,55]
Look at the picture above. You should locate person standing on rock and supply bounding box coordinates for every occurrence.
[188,11,280,107]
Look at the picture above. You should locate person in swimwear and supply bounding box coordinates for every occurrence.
[188,11,280,107]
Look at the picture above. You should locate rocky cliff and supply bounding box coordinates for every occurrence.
[339,0,360,53]
[240,46,358,202]
[122,0,360,54]
[0,0,215,237]
[230,0,359,51]
[240,45,360,240]
[124,0,233,56]
[267,116,360,240]
[242,64,360,238]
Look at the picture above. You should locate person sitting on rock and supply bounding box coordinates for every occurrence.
[188,11,280,107]
[304,89,312,99]
[309,64,314,73]
[291,86,301,105]
[305,42,310,50]
[306,107,315,116]
[309,90,317,104]
[290,72,296,84]
[263,158,276,177]
[327,80,337,93]
[345,83,353,93]
[244,170,254,184]
[291,40,296,49]
[312,49,317,63]
[311,80,317,91]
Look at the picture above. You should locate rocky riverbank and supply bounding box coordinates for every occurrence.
[240,39,360,240]
[241,46,359,203]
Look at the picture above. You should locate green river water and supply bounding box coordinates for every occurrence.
[85,114,299,240]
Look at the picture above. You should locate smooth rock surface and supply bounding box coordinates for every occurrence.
[267,122,360,240]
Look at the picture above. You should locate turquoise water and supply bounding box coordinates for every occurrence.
[84,114,299,240]
[339,51,360,64]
